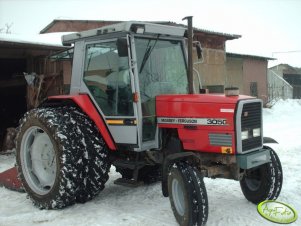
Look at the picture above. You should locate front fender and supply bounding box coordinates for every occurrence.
[263,137,278,144]
[161,152,200,197]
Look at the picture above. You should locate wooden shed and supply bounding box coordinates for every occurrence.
[0,33,68,151]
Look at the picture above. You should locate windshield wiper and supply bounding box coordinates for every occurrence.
[139,35,160,73]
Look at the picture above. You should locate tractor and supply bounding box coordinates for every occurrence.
[6,17,283,225]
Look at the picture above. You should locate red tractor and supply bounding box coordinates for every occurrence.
[11,17,282,225]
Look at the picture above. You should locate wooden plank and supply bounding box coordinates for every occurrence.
[0,78,26,88]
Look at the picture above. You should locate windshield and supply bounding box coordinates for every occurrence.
[135,38,188,102]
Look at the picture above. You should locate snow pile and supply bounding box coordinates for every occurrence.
[0,99,300,226]
[263,99,301,150]
[0,152,15,173]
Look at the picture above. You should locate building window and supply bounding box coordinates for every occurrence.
[250,82,258,97]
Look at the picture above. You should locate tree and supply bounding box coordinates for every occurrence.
[0,23,13,34]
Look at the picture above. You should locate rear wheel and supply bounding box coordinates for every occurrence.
[240,147,283,204]
[16,107,110,209]
[168,162,208,226]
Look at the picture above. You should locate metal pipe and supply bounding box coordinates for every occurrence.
[183,16,194,94]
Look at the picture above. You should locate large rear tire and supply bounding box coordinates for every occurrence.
[240,147,283,204]
[168,162,208,226]
[16,107,110,209]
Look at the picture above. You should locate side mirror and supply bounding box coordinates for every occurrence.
[116,38,128,57]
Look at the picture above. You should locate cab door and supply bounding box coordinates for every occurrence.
[81,37,138,145]
[133,36,188,150]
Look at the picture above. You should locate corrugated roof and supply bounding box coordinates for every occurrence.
[269,64,301,75]
[40,19,122,34]
[153,21,241,40]
[194,27,241,40]
[227,52,275,61]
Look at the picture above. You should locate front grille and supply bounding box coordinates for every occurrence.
[209,133,232,146]
[241,102,262,152]
[241,102,261,129]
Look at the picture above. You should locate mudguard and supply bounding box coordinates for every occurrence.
[161,152,200,197]
[263,137,278,144]
[46,94,117,150]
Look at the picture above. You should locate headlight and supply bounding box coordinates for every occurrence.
[241,131,248,140]
[253,128,261,137]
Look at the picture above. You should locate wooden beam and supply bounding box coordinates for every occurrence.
[0,78,26,88]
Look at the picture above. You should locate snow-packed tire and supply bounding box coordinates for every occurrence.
[240,146,282,204]
[168,162,208,226]
[68,108,111,203]
[16,106,110,209]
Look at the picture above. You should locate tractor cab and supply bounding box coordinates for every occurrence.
[63,22,190,151]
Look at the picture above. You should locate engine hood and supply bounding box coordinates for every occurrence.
[156,94,255,118]
[156,94,254,104]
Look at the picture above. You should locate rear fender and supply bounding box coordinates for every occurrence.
[45,94,117,150]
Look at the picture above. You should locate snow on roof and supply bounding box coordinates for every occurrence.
[0,32,74,48]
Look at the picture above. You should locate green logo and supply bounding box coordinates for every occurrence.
[257,200,298,224]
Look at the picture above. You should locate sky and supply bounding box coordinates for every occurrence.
[0,0,301,68]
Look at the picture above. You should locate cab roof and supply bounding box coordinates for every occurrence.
[62,21,186,45]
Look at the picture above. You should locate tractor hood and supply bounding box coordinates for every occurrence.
[156,94,254,104]
[156,93,260,154]
[156,94,255,118]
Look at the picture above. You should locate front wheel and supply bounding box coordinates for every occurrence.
[240,147,283,204]
[168,162,208,226]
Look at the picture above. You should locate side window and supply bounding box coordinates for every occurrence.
[83,41,133,116]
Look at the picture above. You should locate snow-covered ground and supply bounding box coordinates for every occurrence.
[0,99,300,226]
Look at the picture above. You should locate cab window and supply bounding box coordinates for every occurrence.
[83,41,133,116]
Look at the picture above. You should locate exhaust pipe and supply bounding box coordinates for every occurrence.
[183,16,194,94]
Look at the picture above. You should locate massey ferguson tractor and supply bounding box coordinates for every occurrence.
[3,17,282,225]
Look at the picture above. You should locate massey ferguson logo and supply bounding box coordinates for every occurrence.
[157,117,227,126]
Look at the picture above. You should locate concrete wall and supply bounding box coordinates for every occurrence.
[243,59,268,104]
[269,64,287,78]
[225,57,244,92]
[193,48,226,92]
[268,70,293,102]
[225,56,269,105]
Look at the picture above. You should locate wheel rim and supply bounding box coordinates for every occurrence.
[20,126,57,195]
[172,178,185,216]
[244,168,262,191]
